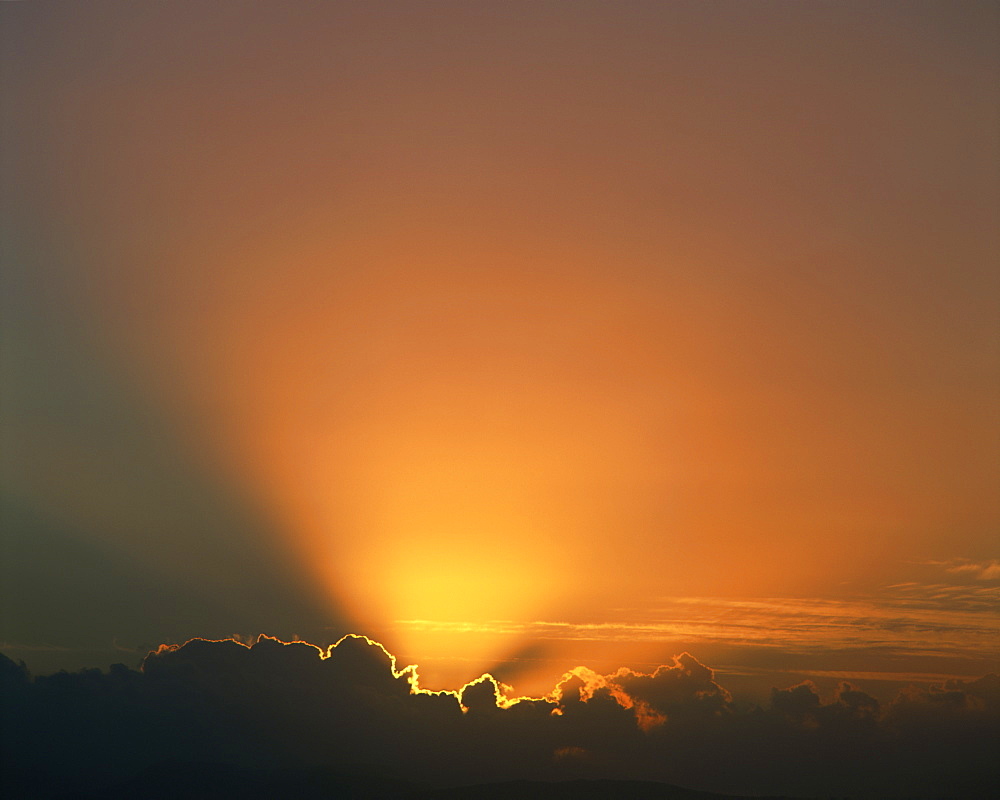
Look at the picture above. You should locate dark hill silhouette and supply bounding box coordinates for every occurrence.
[419,777,787,799]
[47,762,787,800]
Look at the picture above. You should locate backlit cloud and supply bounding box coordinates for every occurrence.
[3,634,997,798]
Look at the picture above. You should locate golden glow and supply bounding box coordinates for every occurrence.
[84,223,999,680]
[15,4,996,685]
[138,230,686,675]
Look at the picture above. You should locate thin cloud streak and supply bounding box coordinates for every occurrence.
[394,591,1000,663]
[920,558,1000,582]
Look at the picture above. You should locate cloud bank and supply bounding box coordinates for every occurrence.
[3,634,998,798]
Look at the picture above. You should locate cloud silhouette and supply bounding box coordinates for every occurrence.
[2,635,998,799]
[607,653,732,725]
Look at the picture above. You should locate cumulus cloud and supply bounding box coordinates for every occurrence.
[607,653,732,724]
[2,635,998,799]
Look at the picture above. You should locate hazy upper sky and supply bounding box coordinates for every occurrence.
[2,1,997,692]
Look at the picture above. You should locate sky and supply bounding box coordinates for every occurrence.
[1,2,999,793]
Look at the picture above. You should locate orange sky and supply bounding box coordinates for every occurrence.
[2,2,997,690]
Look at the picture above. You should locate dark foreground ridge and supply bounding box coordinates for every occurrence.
[22,761,793,800]
[5,761,980,800]
[422,777,789,799]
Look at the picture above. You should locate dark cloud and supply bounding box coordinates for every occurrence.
[770,681,823,720]
[607,653,732,725]
[2,635,998,799]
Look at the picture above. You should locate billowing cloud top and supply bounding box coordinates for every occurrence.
[3,635,998,799]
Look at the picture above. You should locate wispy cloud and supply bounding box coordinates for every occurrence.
[946,559,1000,581]
[918,558,1000,582]
[394,587,1000,664]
